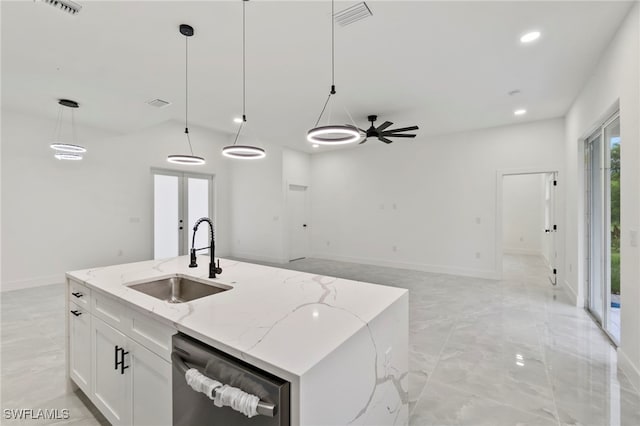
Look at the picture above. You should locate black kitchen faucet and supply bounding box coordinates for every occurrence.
[189,217,222,278]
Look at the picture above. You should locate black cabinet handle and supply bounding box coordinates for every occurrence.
[115,346,129,374]
[70,310,82,317]
[71,292,83,298]
[303,224,307,228]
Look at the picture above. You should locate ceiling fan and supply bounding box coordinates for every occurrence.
[358,115,419,144]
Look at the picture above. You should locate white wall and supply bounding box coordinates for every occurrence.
[502,174,544,256]
[1,110,232,291]
[564,3,640,389]
[310,118,565,279]
[229,146,311,263]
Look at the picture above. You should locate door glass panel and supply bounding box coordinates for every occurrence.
[588,133,604,323]
[154,174,180,259]
[187,177,210,254]
[605,117,621,342]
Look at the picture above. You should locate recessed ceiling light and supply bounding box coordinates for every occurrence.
[520,31,541,44]
[233,117,243,124]
[312,144,319,148]
[514,109,527,116]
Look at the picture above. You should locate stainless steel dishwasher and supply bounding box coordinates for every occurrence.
[172,333,290,426]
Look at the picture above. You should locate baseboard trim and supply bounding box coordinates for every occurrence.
[1,274,64,292]
[561,279,580,306]
[503,248,543,256]
[618,348,640,393]
[311,252,499,280]
[229,251,287,265]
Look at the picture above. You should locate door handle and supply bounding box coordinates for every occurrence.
[115,345,120,370]
[545,229,550,233]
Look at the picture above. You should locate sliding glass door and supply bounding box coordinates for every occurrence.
[584,112,620,343]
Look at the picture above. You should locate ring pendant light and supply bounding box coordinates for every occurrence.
[50,99,87,159]
[307,0,361,145]
[222,0,266,160]
[167,24,206,166]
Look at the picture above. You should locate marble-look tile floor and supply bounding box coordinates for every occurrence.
[2,254,639,425]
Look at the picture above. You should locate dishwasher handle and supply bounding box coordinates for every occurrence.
[171,351,276,418]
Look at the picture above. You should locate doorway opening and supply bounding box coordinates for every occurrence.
[501,172,558,283]
[152,169,214,260]
[287,184,309,262]
[584,112,620,344]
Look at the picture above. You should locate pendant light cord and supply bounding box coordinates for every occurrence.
[185,35,195,156]
[233,0,248,146]
[71,108,78,145]
[313,0,336,127]
[53,106,63,141]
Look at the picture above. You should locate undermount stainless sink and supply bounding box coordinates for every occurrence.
[128,275,229,303]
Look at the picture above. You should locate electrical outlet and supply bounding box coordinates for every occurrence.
[392,245,397,252]
[117,249,123,256]
[630,230,638,247]
[475,252,481,259]
[392,203,397,210]
[129,217,140,223]
[475,217,481,225]
[326,240,331,247]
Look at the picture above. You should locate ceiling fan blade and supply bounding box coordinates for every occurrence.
[384,134,416,138]
[359,138,368,144]
[376,121,393,132]
[379,136,394,144]
[386,125,419,133]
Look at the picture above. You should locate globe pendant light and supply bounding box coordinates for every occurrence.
[222,0,266,160]
[168,24,205,166]
[50,99,87,160]
[307,0,362,145]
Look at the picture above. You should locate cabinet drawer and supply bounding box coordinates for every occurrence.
[69,279,91,307]
[92,291,128,332]
[129,309,175,362]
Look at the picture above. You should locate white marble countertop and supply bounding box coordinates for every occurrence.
[67,256,407,378]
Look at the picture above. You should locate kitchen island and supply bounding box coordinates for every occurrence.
[65,255,408,426]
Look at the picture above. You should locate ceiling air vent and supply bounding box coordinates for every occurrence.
[334,2,372,27]
[147,99,171,108]
[39,0,82,15]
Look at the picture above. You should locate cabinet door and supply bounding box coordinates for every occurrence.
[92,318,131,426]
[69,302,91,395]
[129,338,172,426]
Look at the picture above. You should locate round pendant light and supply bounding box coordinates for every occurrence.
[167,24,205,166]
[167,154,206,165]
[222,145,266,159]
[222,0,266,160]
[54,152,83,161]
[50,99,86,159]
[307,125,361,145]
[50,143,87,153]
[307,0,363,146]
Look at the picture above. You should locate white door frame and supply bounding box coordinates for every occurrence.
[495,167,560,280]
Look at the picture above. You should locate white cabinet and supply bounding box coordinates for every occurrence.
[67,278,174,426]
[91,317,172,426]
[69,301,91,395]
[129,338,172,426]
[92,317,131,426]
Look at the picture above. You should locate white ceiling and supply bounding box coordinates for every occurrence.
[1,0,634,152]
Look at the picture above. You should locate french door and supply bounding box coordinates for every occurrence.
[152,170,214,260]
[584,112,620,343]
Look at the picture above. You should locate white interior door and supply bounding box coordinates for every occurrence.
[544,172,558,284]
[153,170,213,259]
[288,185,309,261]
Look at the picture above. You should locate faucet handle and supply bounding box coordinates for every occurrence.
[188,249,198,268]
[214,259,223,275]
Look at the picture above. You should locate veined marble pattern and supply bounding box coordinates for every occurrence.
[2,254,639,425]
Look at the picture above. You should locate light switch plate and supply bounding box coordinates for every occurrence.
[630,230,638,247]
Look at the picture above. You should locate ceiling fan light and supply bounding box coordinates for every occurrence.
[50,143,87,153]
[167,155,206,165]
[54,152,83,161]
[307,125,362,145]
[222,145,266,160]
